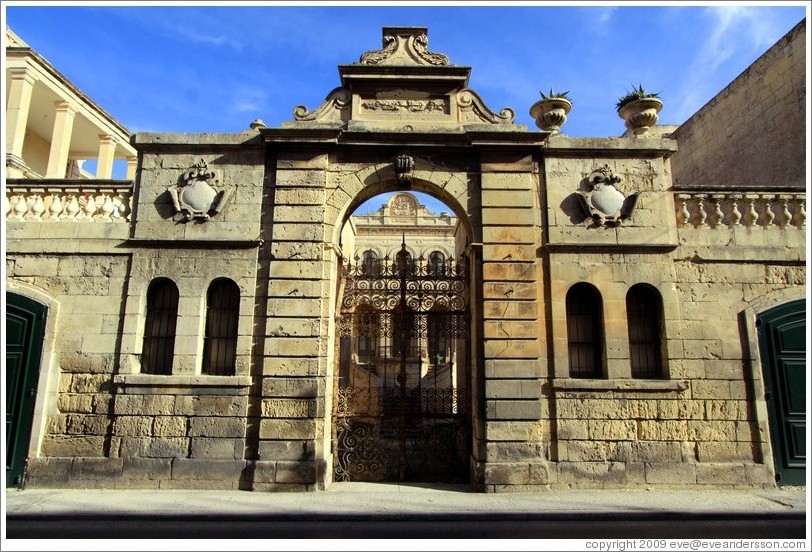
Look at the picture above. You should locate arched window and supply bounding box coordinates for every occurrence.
[428,251,446,277]
[141,278,179,375]
[394,249,414,277]
[202,278,240,376]
[626,284,666,379]
[566,283,604,378]
[361,250,380,276]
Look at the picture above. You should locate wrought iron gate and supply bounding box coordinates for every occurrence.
[333,243,470,483]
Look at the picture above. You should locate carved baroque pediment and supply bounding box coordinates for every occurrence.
[289,26,520,129]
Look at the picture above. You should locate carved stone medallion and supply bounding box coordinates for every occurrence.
[575,165,639,226]
[168,159,233,222]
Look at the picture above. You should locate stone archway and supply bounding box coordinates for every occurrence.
[328,181,479,485]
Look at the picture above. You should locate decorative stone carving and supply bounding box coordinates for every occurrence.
[457,89,515,125]
[168,159,232,222]
[390,193,418,217]
[293,87,351,122]
[359,27,450,66]
[575,165,639,226]
[360,99,446,113]
[394,155,415,189]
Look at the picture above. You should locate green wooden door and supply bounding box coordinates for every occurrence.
[6,293,47,488]
[757,299,806,486]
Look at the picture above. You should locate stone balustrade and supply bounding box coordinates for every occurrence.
[675,190,805,229]
[5,179,133,223]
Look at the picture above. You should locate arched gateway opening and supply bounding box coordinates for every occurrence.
[332,190,473,484]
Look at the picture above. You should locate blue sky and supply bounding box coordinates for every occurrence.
[3,2,808,213]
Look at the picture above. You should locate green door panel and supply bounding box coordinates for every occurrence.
[758,300,806,486]
[5,293,47,488]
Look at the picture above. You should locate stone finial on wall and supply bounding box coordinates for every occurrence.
[358,27,450,66]
[575,165,639,226]
[167,159,233,222]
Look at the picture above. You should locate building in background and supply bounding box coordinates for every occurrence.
[4,21,806,491]
[4,27,137,180]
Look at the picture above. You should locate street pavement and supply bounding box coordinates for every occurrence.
[3,482,809,544]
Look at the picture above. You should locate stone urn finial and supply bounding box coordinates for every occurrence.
[616,85,663,136]
[530,89,573,134]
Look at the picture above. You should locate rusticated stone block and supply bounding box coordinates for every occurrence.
[696,442,753,462]
[122,458,172,480]
[561,440,607,462]
[259,419,316,440]
[607,441,682,463]
[261,398,320,418]
[556,419,589,440]
[695,463,748,485]
[190,437,244,460]
[159,479,237,490]
[644,462,697,484]
[57,394,94,413]
[261,377,322,398]
[484,463,531,485]
[275,461,317,484]
[170,458,246,481]
[24,457,73,486]
[41,435,106,457]
[687,420,737,441]
[588,420,636,441]
[71,457,124,479]
[188,417,246,438]
[113,416,153,436]
[121,437,188,458]
[638,420,688,441]
[486,399,542,420]
[704,399,740,420]
[114,394,175,416]
[485,442,545,462]
[250,460,277,483]
[174,395,248,417]
[153,416,187,437]
[258,440,316,461]
[557,461,627,486]
[66,414,110,435]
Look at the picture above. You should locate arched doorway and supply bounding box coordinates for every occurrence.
[332,191,472,484]
[757,299,806,486]
[6,293,48,487]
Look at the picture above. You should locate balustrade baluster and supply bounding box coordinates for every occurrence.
[677,194,690,226]
[794,195,806,229]
[778,195,792,227]
[711,195,724,228]
[696,195,707,226]
[744,195,758,226]
[763,195,776,227]
[30,195,45,221]
[730,194,742,226]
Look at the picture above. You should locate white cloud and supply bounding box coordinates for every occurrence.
[673,6,792,123]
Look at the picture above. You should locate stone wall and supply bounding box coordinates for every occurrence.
[670,19,806,188]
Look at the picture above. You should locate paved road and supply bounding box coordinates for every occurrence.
[6,511,807,539]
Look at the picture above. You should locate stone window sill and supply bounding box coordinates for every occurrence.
[114,374,252,394]
[553,378,689,392]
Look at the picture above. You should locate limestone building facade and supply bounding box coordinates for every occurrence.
[4,22,807,491]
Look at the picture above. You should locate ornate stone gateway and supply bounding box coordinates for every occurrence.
[334,242,470,483]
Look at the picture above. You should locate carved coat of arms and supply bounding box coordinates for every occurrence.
[168,159,233,222]
[575,165,639,226]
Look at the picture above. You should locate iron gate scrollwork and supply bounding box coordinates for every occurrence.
[334,242,470,483]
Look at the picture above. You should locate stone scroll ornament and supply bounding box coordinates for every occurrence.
[575,165,639,226]
[168,159,233,222]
